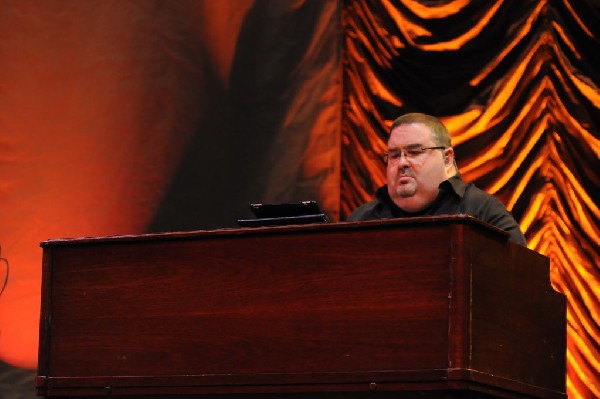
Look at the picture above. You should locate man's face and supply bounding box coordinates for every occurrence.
[386,122,454,213]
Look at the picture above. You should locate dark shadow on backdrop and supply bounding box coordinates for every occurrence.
[148,1,336,232]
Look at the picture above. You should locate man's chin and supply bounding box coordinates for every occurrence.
[389,184,416,202]
[399,191,416,198]
[396,186,416,198]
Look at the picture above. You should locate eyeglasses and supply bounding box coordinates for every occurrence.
[383,146,446,164]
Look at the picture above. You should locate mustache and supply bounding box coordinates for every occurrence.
[397,167,415,178]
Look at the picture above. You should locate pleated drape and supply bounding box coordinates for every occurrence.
[342,1,599,398]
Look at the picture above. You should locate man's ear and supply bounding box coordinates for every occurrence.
[444,147,456,175]
[444,147,454,165]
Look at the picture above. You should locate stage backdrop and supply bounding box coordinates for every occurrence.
[0,1,597,399]
[341,1,599,398]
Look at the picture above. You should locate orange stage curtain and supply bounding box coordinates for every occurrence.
[342,1,599,398]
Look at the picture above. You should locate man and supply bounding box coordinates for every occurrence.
[348,113,526,245]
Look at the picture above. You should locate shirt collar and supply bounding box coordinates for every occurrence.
[441,175,467,198]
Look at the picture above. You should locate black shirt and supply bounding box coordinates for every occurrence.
[347,175,526,245]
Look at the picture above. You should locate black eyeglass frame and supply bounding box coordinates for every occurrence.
[382,146,447,164]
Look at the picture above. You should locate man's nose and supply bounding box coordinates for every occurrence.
[398,151,411,167]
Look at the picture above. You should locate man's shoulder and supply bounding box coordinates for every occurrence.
[347,185,393,221]
[347,200,380,221]
[458,180,527,245]
[461,181,506,207]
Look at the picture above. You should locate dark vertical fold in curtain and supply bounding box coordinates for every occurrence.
[228,0,342,220]
[149,0,342,230]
